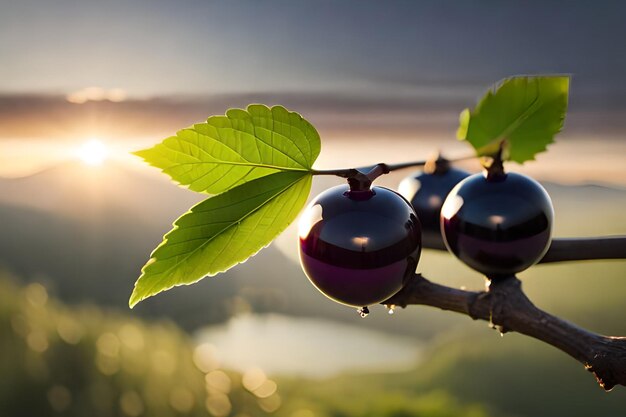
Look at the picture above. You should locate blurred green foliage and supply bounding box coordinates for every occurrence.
[276,379,489,417]
[0,274,491,417]
[0,275,274,417]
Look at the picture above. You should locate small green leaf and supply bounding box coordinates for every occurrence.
[130,171,312,307]
[134,104,320,194]
[457,75,570,163]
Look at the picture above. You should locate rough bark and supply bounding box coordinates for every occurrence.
[384,274,626,391]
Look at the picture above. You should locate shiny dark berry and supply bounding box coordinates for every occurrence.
[399,159,469,248]
[298,185,421,307]
[441,172,553,278]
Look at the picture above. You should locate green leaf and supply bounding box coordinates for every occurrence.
[129,171,312,307]
[134,104,321,194]
[457,75,570,163]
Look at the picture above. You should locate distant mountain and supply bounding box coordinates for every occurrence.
[0,162,363,330]
[0,161,203,225]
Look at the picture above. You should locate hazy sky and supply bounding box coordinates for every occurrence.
[2,0,625,181]
[2,0,625,97]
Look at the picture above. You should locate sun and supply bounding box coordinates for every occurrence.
[76,138,109,166]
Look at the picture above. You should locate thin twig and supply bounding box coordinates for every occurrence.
[311,154,475,178]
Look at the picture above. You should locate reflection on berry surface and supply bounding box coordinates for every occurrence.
[400,164,469,248]
[299,185,421,307]
[441,172,553,278]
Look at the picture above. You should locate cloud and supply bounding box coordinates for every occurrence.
[0,91,466,141]
[66,87,128,104]
[0,90,624,141]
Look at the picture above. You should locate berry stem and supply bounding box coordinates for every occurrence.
[424,152,460,175]
[485,141,507,180]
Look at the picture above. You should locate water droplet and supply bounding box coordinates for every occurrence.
[386,304,396,315]
[357,306,369,318]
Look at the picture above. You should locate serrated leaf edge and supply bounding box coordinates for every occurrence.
[461,75,569,163]
[132,103,320,195]
[129,172,311,307]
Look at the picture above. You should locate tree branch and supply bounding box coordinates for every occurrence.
[384,274,626,391]
[539,236,626,263]
[422,236,626,264]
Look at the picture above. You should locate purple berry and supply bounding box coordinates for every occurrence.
[298,185,422,307]
[441,172,553,278]
[399,160,469,248]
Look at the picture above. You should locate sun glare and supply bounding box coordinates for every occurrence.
[77,139,109,166]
